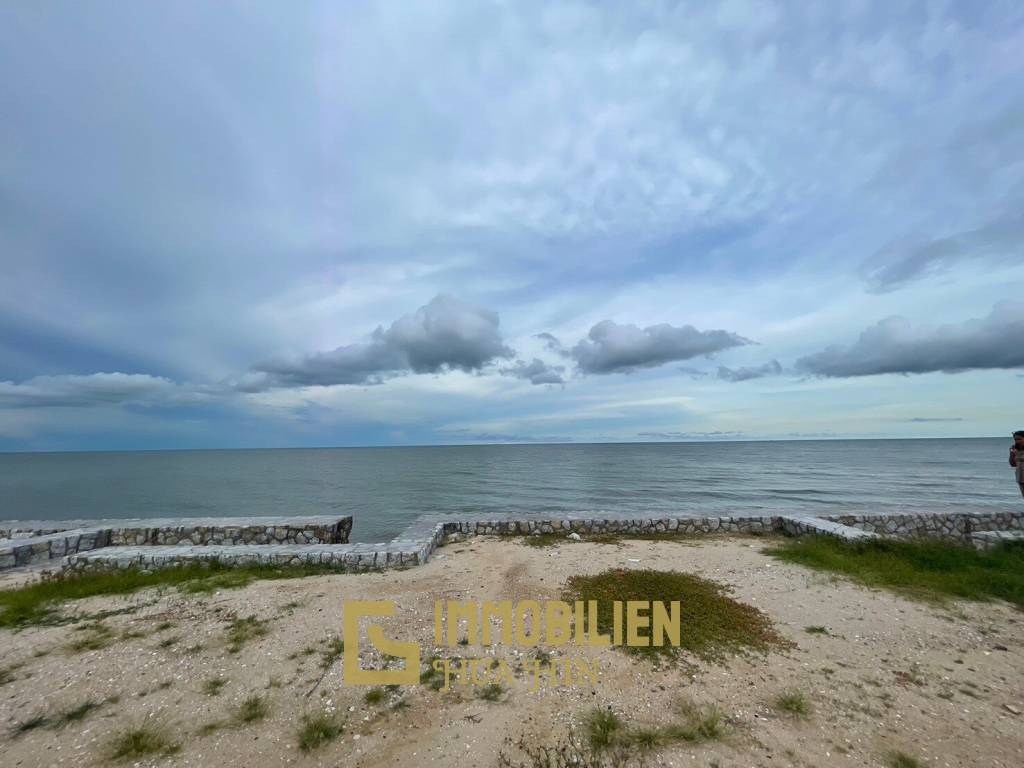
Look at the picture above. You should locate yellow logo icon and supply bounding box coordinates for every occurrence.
[342,600,420,685]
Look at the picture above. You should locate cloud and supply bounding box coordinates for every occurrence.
[440,429,575,444]
[535,332,570,358]
[862,211,1024,293]
[570,320,750,375]
[637,431,744,440]
[0,373,206,409]
[500,358,566,386]
[250,295,514,389]
[717,359,782,382]
[904,417,964,423]
[796,301,1024,377]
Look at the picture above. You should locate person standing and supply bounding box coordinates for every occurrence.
[1011,431,1024,498]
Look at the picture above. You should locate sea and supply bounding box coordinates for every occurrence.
[0,438,1019,542]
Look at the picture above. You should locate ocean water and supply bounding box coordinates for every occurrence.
[0,438,1019,542]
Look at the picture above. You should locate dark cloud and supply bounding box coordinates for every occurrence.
[500,358,565,385]
[717,360,782,382]
[862,211,1024,293]
[570,320,750,375]
[796,301,1024,377]
[0,373,207,408]
[250,295,514,389]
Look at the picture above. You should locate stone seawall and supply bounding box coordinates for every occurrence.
[825,511,1024,541]
[0,516,352,571]
[5,510,1023,574]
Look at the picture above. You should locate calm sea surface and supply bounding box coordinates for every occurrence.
[0,439,1019,542]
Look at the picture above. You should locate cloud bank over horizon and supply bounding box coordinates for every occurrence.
[0,1,1022,449]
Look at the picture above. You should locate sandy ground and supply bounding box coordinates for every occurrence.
[1,535,1023,768]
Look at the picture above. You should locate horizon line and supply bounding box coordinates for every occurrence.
[0,434,1007,456]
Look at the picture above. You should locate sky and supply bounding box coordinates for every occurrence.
[1,1,1023,451]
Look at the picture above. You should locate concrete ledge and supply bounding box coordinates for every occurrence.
[777,514,879,541]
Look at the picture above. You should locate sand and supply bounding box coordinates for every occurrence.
[1,535,1022,768]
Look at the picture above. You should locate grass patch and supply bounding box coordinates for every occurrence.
[198,721,225,737]
[562,568,790,662]
[478,682,505,702]
[774,691,813,718]
[420,656,446,690]
[297,712,343,752]
[107,724,180,760]
[0,563,346,629]
[235,694,269,724]
[767,537,1024,608]
[584,708,624,750]
[886,751,928,768]
[13,714,51,736]
[320,636,345,668]
[225,616,270,653]
[364,688,386,706]
[502,701,726,767]
[156,635,179,649]
[804,625,829,635]
[203,676,228,696]
[66,622,115,652]
[55,700,102,727]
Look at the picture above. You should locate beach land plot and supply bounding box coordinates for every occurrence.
[1,535,1023,767]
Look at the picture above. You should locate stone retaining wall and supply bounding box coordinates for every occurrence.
[7,510,1024,575]
[824,511,1024,541]
[0,516,352,571]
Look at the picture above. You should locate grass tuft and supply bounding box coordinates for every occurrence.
[225,616,269,654]
[584,708,624,751]
[107,724,180,760]
[297,712,343,752]
[774,690,813,718]
[767,537,1024,608]
[363,688,386,706]
[235,694,269,724]
[562,568,790,662]
[13,714,51,736]
[65,622,115,653]
[203,676,228,696]
[478,682,505,702]
[320,637,345,669]
[55,700,102,727]
[886,750,928,768]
